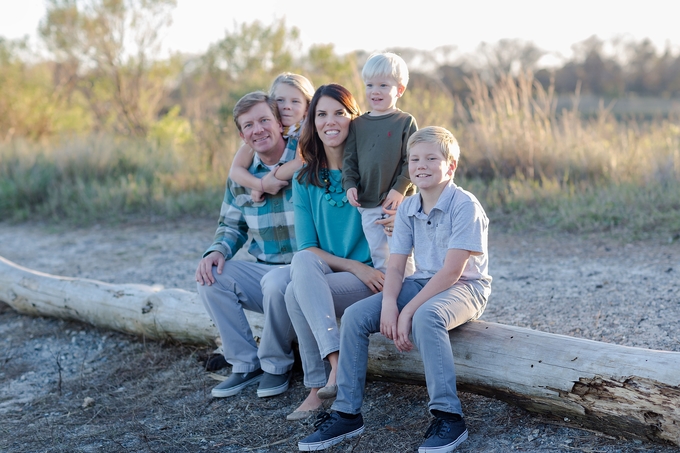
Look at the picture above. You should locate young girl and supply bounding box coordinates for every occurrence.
[229,73,314,201]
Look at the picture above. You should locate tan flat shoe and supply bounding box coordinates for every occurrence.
[317,384,337,399]
[286,407,320,421]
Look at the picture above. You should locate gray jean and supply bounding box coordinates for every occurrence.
[284,250,375,388]
[196,261,295,374]
[331,278,487,416]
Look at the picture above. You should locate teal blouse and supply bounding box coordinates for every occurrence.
[292,168,372,265]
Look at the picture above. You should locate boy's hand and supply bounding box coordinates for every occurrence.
[394,311,414,352]
[250,189,264,202]
[195,251,225,286]
[347,187,361,207]
[260,167,289,195]
[383,189,405,211]
[380,302,399,340]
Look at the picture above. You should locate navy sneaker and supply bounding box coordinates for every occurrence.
[211,369,263,398]
[419,417,468,452]
[298,411,364,451]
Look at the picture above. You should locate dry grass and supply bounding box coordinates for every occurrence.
[1,71,678,236]
[457,72,680,187]
[0,136,225,222]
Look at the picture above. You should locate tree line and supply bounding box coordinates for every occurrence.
[1,0,678,157]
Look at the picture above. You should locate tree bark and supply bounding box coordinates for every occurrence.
[1,255,678,447]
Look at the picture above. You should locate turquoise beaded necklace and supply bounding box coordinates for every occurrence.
[320,166,348,207]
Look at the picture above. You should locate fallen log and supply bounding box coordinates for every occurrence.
[1,255,678,447]
[0,255,217,344]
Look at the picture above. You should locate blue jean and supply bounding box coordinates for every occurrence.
[331,278,487,416]
[197,261,294,374]
[284,250,375,388]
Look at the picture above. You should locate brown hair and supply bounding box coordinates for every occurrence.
[232,91,280,132]
[296,84,361,187]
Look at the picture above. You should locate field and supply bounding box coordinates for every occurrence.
[1,219,679,452]
[2,61,680,451]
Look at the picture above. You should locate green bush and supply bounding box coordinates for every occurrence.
[0,137,224,223]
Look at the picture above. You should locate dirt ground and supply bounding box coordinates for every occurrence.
[0,217,679,453]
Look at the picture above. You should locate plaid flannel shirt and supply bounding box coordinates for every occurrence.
[204,143,297,264]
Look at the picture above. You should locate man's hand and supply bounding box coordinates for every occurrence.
[347,187,360,207]
[195,251,225,286]
[260,167,289,195]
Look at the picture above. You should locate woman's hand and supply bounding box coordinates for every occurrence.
[380,301,399,340]
[375,206,396,236]
[350,261,384,293]
[394,310,414,352]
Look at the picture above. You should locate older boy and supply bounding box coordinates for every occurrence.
[196,92,297,400]
[342,51,417,273]
[298,127,492,452]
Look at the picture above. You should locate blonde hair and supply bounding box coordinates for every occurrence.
[361,52,409,88]
[269,73,315,107]
[407,126,460,164]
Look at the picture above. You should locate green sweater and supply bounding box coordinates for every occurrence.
[342,110,418,208]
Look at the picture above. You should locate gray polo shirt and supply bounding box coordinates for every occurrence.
[391,180,491,296]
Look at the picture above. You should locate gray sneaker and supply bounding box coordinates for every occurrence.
[256,371,291,397]
[211,369,263,398]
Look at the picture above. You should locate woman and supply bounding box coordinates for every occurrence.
[284,84,388,420]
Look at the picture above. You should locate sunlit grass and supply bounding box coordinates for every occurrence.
[457,72,680,186]
[1,71,679,242]
[461,176,680,240]
[451,71,680,240]
[0,136,225,223]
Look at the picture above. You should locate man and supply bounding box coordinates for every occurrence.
[196,91,297,399]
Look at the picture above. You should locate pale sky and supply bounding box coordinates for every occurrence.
[2,0,679,65]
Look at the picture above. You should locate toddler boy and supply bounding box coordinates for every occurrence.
[343,51,417,273]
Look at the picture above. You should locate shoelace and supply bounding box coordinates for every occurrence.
[313,412,334,430]
[424,418,449,439]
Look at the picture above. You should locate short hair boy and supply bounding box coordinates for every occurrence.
[342,51,417,274]
[298,126,492,452]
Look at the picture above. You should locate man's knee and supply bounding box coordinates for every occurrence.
[260,267,290,318]
[283,282,296,310]
[196,266,235,297]
[260,267,287,293]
